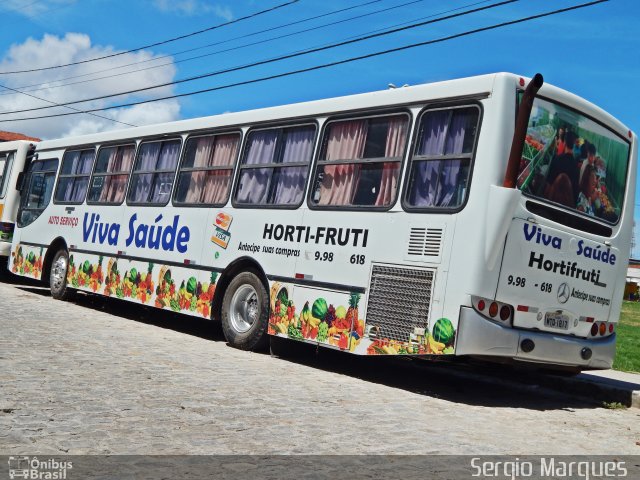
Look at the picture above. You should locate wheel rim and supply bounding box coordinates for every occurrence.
[51,254,67,292]
[229,284,259,333]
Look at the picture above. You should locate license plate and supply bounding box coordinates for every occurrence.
[544,312,569,330]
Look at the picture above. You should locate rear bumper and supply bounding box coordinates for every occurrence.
[455,306,615,369]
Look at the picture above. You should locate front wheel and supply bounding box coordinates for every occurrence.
[50,249,72,300]
[221,271,269,351]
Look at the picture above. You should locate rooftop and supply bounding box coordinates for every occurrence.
[0,130,40,142]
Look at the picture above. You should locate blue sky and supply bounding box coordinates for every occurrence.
[1,0,638,253]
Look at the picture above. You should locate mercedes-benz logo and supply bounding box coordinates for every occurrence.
[557,282,570,304]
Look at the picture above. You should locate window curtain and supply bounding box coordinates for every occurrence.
[236,131,277,204]
[101,146,134,203]
[409,110,475,207]
[438,112,469,207]
[375,117,406,206]
[201,134,238,204]
[130,143,160,202]
[149,141,180,203]
[184,137,214,203]
[60,150,93,202]
[410,111,450,207]
[318,120,367,205]
[272,128,314,205]
[60,151,79,201]
[69,150,94,202]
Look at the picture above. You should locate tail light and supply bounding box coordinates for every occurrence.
[590,321,615,337]
[499,305,512,321]
[472,296,514,324]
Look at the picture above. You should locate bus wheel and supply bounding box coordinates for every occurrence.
[221,271,269,351]
[50,249,71,300]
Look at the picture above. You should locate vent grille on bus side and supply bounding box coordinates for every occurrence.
[366,265,434,343]
[407,227,443,257]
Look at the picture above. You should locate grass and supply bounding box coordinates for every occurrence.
[612,301,640,373]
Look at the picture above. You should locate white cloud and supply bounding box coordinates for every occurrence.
[153,0,233,20]
[3,0,77,19]
[0,33,182,139]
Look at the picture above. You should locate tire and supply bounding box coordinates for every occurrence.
[50,249,72,300]
[221,271,269,351]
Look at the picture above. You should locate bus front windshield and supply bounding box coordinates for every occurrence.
[517,97,630,224]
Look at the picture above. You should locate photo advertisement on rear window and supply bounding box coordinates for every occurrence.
[517,97,630,224]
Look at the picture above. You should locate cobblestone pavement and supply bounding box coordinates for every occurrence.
[1,275,638,455]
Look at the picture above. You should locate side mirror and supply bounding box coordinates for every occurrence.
[16,172,24,192]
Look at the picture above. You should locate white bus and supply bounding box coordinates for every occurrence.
[0,140,36,264]
[9,72,637,370]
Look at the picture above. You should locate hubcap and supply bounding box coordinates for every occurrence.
[51,255,67,291]
[229,284,259,333]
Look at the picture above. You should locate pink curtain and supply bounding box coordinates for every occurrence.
[100,146,134,203]
[318,120,367,205]
[202,134,238,204]
[375,116,406,206]
[184,137,214,203]
[182,135,238,205]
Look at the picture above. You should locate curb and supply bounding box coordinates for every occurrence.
[531,371,640,408]
[410,359,640,408]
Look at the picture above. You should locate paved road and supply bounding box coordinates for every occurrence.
[0,273,638,455]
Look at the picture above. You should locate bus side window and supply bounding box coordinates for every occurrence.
[17,158,59,227]
[88,144,135,205]
[310,113,409,208]
[174,133,240,206]
[404,106,480,210]
[128,139,181,205]
[0,152,14,199]
[54,149,96,204]
[234,124,316,207]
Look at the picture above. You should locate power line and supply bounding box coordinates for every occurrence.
[0,83,137,128]
[0,0,608,124]
[0,0,40,12]
[0,0,520,115]
[0,0,392,97]
[0,0,300,75]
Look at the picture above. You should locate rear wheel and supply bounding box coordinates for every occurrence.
[221,271,269,351]
[50,249,72,300]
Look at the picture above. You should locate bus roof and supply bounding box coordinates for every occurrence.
[34,72,634,151]
[0,139,37,153]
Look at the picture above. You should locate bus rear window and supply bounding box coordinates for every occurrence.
[517,97,630,224]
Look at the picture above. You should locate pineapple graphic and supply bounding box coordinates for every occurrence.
[346,293,361,332]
